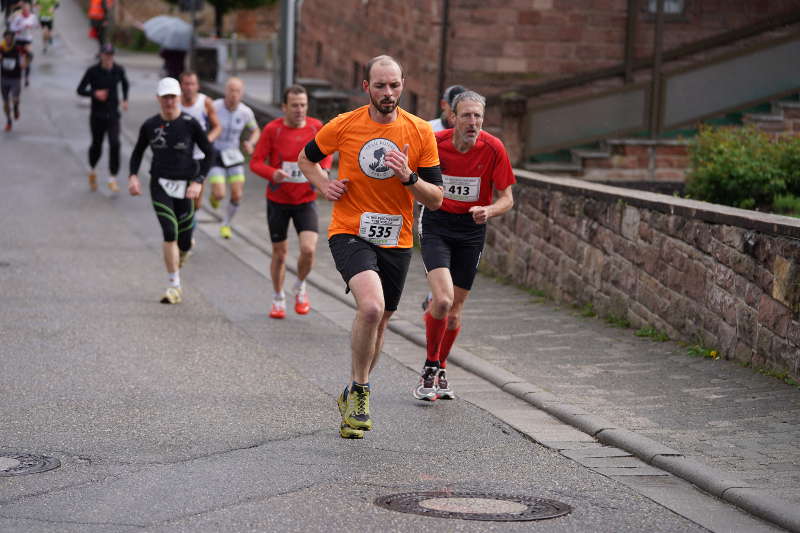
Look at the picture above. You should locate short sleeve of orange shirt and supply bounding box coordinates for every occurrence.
[314,105,439,248]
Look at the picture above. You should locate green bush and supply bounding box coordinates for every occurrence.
[773,194,800,218]
[686,125,800,213]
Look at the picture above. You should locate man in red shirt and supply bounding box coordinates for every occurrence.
[414,90,516,402]
[250,85,332,318]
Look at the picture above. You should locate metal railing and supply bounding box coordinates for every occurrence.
[524,31,800,156]
[490,8,800,106]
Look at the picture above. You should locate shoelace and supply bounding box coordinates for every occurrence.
[422,367,437,385]
[353,390,369,416]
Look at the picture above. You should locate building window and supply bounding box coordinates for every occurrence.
[315,41,322,67]
[643,0,687,22]
[646,0,685,14]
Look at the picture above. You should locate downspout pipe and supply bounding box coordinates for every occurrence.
[437,0,450,104]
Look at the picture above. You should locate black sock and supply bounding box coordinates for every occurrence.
[424,360,440,368]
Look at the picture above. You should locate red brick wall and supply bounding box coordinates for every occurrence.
[234,5,279,39]
[297,0,443,119]
[297,0,800,119]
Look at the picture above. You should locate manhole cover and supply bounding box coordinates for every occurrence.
[375,491,572,521]
[0,454,60,477]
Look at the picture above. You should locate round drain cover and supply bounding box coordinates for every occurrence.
[375,491,572,521]
[0,454,60,477]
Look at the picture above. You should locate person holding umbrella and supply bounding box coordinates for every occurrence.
[142,15,191,78]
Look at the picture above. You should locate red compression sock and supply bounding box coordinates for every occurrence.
[438,326,461,368]
[424,311,447,364]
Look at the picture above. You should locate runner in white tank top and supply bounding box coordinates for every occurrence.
[183,93,208,159]
[208,77,259,239]
[180,72,221,211]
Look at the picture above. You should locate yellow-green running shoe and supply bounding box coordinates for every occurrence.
[209,194,220,209]
[160,286,182,304]
[219,225,232,239]
[343,384,372,431]
[337,387,365,439]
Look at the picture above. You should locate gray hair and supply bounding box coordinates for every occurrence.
[451,90,486,114]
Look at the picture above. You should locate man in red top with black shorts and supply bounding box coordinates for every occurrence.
[414,90,515,402]
[250,85,332,319]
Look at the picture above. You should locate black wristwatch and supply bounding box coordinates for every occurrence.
[403,172,419,186]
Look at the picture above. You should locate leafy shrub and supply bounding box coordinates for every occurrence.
[773,194,800,217]
[686,125,800,213]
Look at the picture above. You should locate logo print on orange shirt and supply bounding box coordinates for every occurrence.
[358,138,399,180]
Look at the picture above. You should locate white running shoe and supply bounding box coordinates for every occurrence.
[413,366,438,401]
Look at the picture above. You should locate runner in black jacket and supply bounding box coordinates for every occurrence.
[128,77,213,305]
[76,43,128,192]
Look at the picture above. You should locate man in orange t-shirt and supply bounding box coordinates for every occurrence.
[298,54,443,439]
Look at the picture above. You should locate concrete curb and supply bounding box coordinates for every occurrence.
[723,488,800,533]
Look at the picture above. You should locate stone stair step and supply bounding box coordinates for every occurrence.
[606,138,691,146]
[525,161,583,173]
[744,112,784,122]
[571,149,611,159]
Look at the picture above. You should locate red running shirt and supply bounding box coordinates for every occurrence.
[435,129,515,214]
[250,117,333,205]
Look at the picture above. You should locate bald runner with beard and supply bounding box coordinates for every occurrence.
[298,55,444,439]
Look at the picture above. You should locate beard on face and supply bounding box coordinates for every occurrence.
[370,93,398,115]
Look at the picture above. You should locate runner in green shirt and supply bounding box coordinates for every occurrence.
[35,0,58,53]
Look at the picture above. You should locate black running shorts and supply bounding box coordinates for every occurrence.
[419,208,486,291]
[1,78,21,101]
[266,199,319,243]
[328,233,412,312]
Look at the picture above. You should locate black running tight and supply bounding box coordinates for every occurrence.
[150,177,195,251]
[88,115,120,175]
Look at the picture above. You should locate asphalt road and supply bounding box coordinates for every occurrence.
[0,1,792,532]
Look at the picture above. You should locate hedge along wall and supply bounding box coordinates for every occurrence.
[482,170,800,377]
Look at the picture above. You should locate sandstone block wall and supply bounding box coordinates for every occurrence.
[482,171,800,377]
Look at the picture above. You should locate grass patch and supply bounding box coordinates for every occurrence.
[605,313,631,328]
[685,343,719,359]
[757,367,800,387]
[738,361,800,388]
[635,326,670,342]
[578,303,596,318]
[772,193,800,217]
